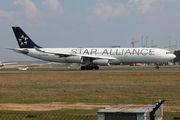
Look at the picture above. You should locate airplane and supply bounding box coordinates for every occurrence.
[0,61,17,67]
[0,61,4,67]
[6,26,176,70]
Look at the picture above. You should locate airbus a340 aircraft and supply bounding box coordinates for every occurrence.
[0,61,17,67]
[7,27,176,70]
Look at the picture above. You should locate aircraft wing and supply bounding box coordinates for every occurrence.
[6,47,116,60]
[34,47,116,60]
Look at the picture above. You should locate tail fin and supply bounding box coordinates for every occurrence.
[12,27,41,48]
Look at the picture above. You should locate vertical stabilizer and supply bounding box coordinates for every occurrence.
[12,27,41,48]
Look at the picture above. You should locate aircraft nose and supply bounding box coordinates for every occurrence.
[172,54,176,59]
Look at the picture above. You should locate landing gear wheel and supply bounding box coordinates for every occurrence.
[80,65,99,70]
[94,66,99,70]
[81,66,86,70]
[86,66,93,70]
[155,64,159,69]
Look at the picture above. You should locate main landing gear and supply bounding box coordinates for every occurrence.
[155,64,159,69]
[81,65,99,70]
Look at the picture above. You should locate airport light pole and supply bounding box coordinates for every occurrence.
[169,36,171,51]
[141,36,144,47]
[151,40,154,47]
[176,37,177,50]
[146,36,148,47]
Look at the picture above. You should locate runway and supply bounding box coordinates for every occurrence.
[0,66,180,73]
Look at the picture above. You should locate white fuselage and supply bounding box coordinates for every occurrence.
[15,47,175,65]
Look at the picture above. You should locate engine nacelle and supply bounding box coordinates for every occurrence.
[65,56,82,63]
[93,59,109,66]
[109,59,121,65]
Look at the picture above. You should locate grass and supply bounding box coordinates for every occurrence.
[0,72,180,113]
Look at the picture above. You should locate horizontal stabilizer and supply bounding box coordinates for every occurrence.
[5,48,29,54]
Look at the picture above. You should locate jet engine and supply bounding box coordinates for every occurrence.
[109,59,121,65]
[93,59,121,66]
[65,56,82,63]
[92,59,109,66]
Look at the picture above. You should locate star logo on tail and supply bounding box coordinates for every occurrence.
[19,35,28,45]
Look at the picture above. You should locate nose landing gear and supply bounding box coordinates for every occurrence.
[155,64,159,69]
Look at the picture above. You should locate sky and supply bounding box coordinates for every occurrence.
[0,0,180,61]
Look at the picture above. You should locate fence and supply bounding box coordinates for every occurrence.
[0,112,179,120]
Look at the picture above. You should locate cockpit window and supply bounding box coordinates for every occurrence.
[166,52,172,54]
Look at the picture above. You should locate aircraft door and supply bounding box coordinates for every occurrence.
[155,50,161,62]
[156,50,161,57]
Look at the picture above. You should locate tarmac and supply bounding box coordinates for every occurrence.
[0,64,180,73]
